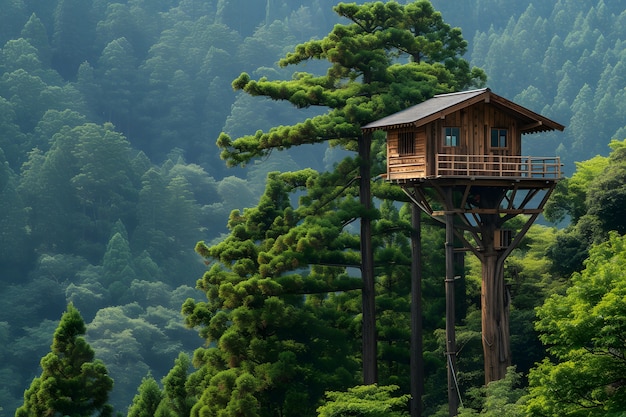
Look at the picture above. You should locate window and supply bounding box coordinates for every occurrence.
[398,131,415,155]
[491,128,507,148]
[444,127,460,147]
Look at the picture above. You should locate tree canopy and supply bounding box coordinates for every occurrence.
[527,232,626,416]
[217,0,485,166]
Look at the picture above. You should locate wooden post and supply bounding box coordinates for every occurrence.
[478,191,512,384]
[359,131,377,385]
[445,207,458,416]
[481,247,510,383]
[410,205,423,417]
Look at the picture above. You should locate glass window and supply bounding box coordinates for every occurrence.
[444,127,460,147]
[398,131,415,155]
[491,128,507,148]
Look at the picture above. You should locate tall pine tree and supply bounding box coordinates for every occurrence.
[213,0,484,385]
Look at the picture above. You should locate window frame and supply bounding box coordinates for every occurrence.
[443,126,460,147]
[490,128,508,148]
[398,131,416,156]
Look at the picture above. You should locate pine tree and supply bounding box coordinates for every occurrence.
[15,304,114,417]
[215,0,485,386]
[156,353,195,417]
[127,375,163,417]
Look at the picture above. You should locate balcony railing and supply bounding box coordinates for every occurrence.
[436,154,561,179]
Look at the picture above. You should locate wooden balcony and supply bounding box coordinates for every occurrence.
[386,154,562,181]
[435,154,561,179]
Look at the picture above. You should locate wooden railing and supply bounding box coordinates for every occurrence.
[436,154,561,179]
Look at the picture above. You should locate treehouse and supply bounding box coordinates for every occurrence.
[362,88,565,182]
[363,88,567,402]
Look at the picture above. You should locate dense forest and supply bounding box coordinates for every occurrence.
[0,0,625,416]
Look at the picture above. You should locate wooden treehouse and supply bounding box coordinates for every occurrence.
[362,88,564,415]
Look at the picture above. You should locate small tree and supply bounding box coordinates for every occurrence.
[316,384,409,417]
[457,367,526,417]
[15,303,113,417]
[127,375,163,417]
[156,352,195,417]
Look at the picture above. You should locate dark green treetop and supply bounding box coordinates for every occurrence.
[127,375,163,417]
[155,352,196,417]
[217,0,485,166]
[184,169,362,417]
[15,303,114,417]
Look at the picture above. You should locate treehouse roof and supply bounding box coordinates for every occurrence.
[362,88,565,134]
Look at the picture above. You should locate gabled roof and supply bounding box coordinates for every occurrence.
[362,88,565,134]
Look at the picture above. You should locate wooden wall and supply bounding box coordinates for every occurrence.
[387,127,427,179]
[431,102,522,156]
[386,102,523,180]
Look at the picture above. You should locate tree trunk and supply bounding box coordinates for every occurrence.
[481,231,511,384]
[359,132,377,385]
[410,205,423,417]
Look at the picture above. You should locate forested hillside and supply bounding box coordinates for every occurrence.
[0,0,625,416]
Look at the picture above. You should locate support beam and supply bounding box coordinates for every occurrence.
[402,179,558,387]
[445,202,459,416]
[410,205,424,417]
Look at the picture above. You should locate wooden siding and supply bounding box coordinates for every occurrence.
[386,101,536,180]
[388,127,426,179]
[430,102,522,156]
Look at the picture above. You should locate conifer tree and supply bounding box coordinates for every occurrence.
[127,375,163,417]
[210,0,484,387]
[156,353,195,417]
[15,304,113,417]
[186,3,484,413]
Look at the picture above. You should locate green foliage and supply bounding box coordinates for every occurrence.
[527,232,626,416]
[316,384,410,417]
[458,367,527,417]
[15,304,113,417]
[0,149,29,268]
[587,140,626,236]
[87,303,189,409]
[127,375,164,417]
[218,0,485,167]
[157,353,195,417]
[184,171,372,417]
[546,139,626,276]
[544,155,609,225]
[102,232,135,295]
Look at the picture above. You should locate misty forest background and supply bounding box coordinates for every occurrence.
[1,0,626,415]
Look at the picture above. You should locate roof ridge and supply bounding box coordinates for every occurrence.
[434,87,490,98]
